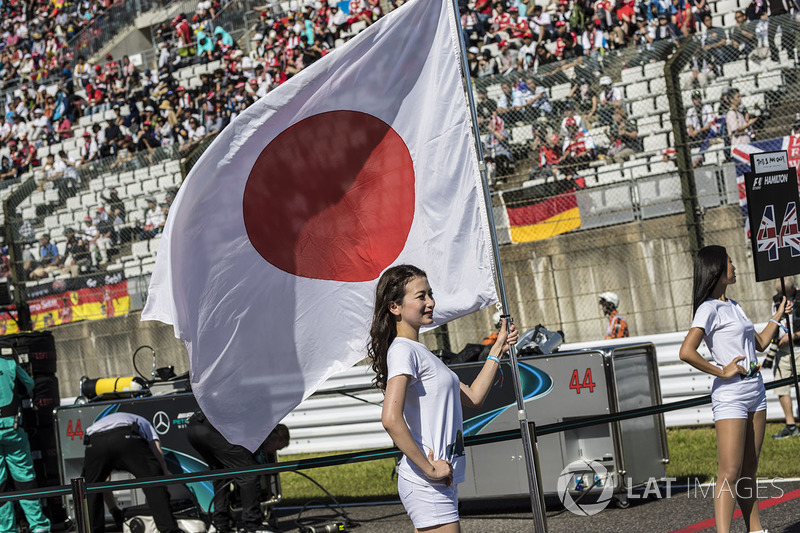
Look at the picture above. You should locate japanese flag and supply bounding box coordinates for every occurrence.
[142,0,498,451]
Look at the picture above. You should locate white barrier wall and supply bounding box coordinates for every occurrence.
[280,327,793,454]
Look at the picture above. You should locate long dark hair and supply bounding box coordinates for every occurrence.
[692,245,728,316]
[368,264,427,391]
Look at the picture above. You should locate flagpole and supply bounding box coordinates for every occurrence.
[447,1,548,530]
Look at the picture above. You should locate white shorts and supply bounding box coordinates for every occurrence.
[397,475,459,529]
[711,374,766,421]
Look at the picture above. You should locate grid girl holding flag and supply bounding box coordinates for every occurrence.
[369,265,517,531]
[680,245,791,533]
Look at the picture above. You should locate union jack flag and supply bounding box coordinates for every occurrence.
[780,202,800,257]
[757,204,779,262]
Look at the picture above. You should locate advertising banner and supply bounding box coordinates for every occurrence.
[0,272,129,334]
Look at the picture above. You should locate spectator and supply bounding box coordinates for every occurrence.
[29,233,59,280]
[530,128,561,182]
[19,135,38,163]
[726,88,758,149]
[495,40,517,74]
[528,6,551,43]
[686,90,716,146]
[560,102,588,139]
[158,202,170,233]
[568,78,598,125]
[204,109,225,135]
[689,42,717,87]
[40,154,65,192]
[476,87,498,129]
[460,4,484,44]
[56,227,91,277]
[82,215,102,267]
[482,113,514,182]
[0,156,15,182]
[597,76,623,126]
[701,13,733,68]
[766,0,796,62]
[103,119,123,158]
[559,117,596,179]
[581,19,608,75]
[752,9,770,60]
[496,82,517,119]
[654,13,681,46]
[476,49,499,78]
[182,116,206,152]
[672,0,696,37]
[516,34,536,70]
[57,117,73,140]
[58,151,80,187]
[730,10,757,58]
[29,108,49,143]
[519,77,553,119]
[79,131,99,165]
[140,197,165,240]
[606,107,640,163]
[137,121,161,161]
[95,211,117,265]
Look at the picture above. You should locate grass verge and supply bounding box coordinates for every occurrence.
[277,424,800,504]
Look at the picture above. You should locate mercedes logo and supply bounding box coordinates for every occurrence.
[153,411,171,435]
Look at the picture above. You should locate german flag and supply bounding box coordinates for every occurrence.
[502,180,581,243]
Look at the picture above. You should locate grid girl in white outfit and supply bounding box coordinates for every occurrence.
[368,265,517,532]
[680,245,791,533]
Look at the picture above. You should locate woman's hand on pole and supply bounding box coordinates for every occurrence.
[493,317,519,356]
[776,296,793,319]
[719,356,747,379]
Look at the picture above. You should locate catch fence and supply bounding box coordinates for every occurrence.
[1,3,798,395]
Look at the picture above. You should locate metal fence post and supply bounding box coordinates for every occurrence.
[665,38,704,256]
[71,477,91,533]
[3,177,37,332]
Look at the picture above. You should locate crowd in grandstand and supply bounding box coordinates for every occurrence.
[0,0,795,276]
[1,0,793,181]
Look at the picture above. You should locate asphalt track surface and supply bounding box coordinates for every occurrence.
[270,480,800,532]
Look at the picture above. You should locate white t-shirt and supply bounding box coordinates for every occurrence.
[386,337,465,486]
[691,298,757,372]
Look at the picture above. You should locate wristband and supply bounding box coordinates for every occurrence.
[770,318,789,334]
[487,355,504,387]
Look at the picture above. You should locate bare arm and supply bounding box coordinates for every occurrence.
[382,375,453,485]
[149,439,170,475]
[461,319,518,409]
[679,327,746,378]
[755,296,790,352]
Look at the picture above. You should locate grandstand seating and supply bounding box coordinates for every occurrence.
[3,0,798,301]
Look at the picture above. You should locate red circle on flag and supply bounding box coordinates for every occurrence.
[243,111,415,282]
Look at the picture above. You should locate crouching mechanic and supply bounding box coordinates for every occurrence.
[187,411,289,533]
[0,351,50,533]
[82,413,182,533]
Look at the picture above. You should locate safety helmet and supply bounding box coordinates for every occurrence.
[598,291,620,308]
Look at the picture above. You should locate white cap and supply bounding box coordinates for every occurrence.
[599,76,612,86]
[598,291,619,308]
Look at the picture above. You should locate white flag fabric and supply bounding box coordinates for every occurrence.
[141,0,497,451]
